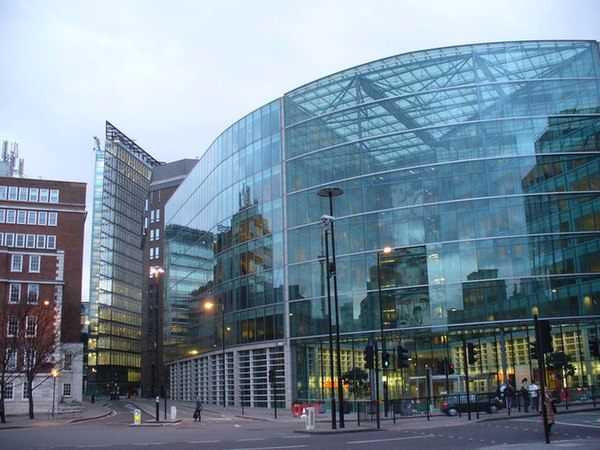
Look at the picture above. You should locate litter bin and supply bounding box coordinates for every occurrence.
[170,406,177,420]
[133,409,141,425]
[305,407,315,431]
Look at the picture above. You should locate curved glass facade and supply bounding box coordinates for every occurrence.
[167,41,600,408]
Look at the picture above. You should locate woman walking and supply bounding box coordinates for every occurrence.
[543,387,555,433]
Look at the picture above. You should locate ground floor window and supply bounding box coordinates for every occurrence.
[63,383,72,397]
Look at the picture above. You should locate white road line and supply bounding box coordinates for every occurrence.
[348,433,436,444]
[228,446,307,450]
[189,440,220,444]
[237,438,265,442]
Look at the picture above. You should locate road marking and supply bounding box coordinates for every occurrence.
[237,438,265,442]
[189,440,220,444]
[348,433,436,444]
[228,446,306,450]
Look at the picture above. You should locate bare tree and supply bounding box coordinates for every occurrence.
[0,300,60,420]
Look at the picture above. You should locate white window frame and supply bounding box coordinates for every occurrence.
[0,232,3,246]
[150,229,154,241]
[3,381,14,400]
[149,247,154,259]
[18,187,28,201]
[17,210,26,224]
[150,210,155,223]
[39,189,49,202]
[155,209,160,222]
[7,349,17,370]
[27,211,37,224]
[7,316,19,337]
[6,209,16,223]
[155,247,160,259]
[63,352,73,370]
[50,189,59,203]
[25,316,37,337]
[29,254,41,272]
[0,208,5,223]
[36,235,46,249]
[62,383,72,397]
[22,382,30,400]
[11,254,23,272]
[27,284,39,304]
[38,211,47,225]
[5,233,14,247]
[26,234,35,248]
[29,188,39,202]
[8,186,17,200]
[0,186,7,200]
[15,234,25,248]
[155,229,160,240]
[47,235,56,249]
[9,283,21,303]
[48,212,58,226]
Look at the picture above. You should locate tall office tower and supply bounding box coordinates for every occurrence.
[140,158,198,399]
[87,122,162,397]
[0,177,86,415]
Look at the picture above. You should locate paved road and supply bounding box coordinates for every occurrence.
[1,402,599,450]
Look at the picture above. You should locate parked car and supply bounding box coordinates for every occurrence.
[440,392,501,416]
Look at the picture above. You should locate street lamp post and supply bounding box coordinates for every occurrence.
[149,265,164,421]
[205,299,226,408]
[377,247,392,417]
[318,186,345,429]
[51,369,59,418]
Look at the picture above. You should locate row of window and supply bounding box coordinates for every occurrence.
[3,234,57,251]
[0,186,60,203]
[9,283,45,303]
[0,209,58,226]
[4,349,72,371]
[7,315,38,337]
[3,381,71,400]
[149,246,160,260]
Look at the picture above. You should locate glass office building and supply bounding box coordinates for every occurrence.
[166,41,600,408]
[87,121,162,396]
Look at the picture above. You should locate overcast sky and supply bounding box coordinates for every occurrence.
[1,0,598,298]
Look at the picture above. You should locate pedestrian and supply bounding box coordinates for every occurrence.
[503,381,514,413]
[520,378,530,412]
[542,387,555,433]
[529,380,539,412]
[194,396,203,422]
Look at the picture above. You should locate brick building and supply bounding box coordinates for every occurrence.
[0,177,86,415]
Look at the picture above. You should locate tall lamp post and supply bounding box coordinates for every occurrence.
[204,299,226,408]
[318,186,345,429]
[51,369,59,418]
[377,246,392,416]
[150,265,164,421]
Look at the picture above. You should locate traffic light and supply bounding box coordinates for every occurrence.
[382,351,390,369]
[589,338,600,358]
[529,342,538,360]
[436,359,446,375]
[364,344,375,369]
[467,342,479,365]
[539,320,554,353]
[448,363,455,375]
[398,345,410,369]
[268,368,275,383]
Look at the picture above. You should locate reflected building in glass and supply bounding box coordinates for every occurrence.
[166,41,600,408]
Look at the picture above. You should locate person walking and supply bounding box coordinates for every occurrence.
[520,378,530,412]
[529,380,539,412]
[543,387,555,433]
[193,396,203,422]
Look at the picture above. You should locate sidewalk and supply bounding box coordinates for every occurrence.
[0,399,112,429]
